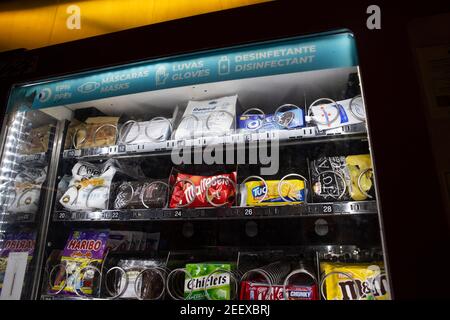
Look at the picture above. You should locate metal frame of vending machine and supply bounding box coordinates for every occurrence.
[0,1,448,300]
[0,29,391,301]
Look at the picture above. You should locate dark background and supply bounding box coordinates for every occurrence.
[1,0,449,299]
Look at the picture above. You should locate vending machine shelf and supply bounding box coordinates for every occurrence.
[52,201,377,222]
[62,129,367,161]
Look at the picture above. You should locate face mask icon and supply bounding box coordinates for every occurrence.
[155,66,169,86]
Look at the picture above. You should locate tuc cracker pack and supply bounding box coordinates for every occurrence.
[184,263,231,300]
[51,230,109,296]
[242,179,305,207]
[320,262,389,300]
[0,231,36,295]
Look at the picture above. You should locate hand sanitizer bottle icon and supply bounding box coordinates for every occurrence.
[156,66,169,86]
[218,56,230,76]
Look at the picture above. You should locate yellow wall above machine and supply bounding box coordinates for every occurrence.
[0,0,269,52]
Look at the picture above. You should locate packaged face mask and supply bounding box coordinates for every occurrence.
[6,167,47,214]
[184,263,231,300]
[50,230,108,296]
[241,179,305,207]
[320,262,389,300]
[174,95,237,140]
[119,119,172,144]
[238,108,305,131]
[309,97,366,131]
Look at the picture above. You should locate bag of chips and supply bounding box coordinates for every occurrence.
[310,154,373,202]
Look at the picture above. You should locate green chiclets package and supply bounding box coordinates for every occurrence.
[184,263,231,300]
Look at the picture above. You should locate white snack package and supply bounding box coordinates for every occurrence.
[174,95,237,140]
[59,161,117,211]
[309,97,366,131]
[59,159,145,211]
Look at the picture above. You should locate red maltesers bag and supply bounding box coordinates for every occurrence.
[169,172,237,208]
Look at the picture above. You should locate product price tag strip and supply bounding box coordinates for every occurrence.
[52,201,377,222]
[1,212,36,223]
[16,152,47,165]
[62,125,366,160]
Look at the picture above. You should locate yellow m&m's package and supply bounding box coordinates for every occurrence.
[320,262,390,300]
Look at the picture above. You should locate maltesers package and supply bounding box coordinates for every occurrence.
[169,172,237,208]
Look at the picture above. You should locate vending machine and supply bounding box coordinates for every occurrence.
[0,29,391,301]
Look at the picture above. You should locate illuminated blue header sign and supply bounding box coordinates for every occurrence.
[8,32,358,113]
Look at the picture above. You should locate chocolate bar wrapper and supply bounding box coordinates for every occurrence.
[239,281,318,300]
